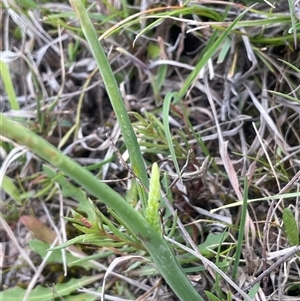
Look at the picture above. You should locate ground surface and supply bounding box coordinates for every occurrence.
[1,1,300,301]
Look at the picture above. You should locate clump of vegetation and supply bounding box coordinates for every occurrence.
[1,0,300,300]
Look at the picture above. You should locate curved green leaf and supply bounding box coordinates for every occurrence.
[283,208,299,246]
[0,275,101,301]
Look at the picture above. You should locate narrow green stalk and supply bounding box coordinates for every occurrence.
[232,176,248,280]
[0,60,20,111]
[178,5,253,98]
[287,0,297,49]
[163,92,182,181]
[69,0,148,206]
[0,114,204,301]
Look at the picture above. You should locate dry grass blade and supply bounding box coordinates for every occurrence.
[101,255,150,301]
[0,216,37,273]
[164,236,254,301]
[21,238,59,301]
[1,0,300,300]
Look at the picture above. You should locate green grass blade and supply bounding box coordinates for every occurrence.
[0,275,102,301]
[267,90,300,105]
[1,175,22,204]
[232,176,249,280]
[278,58,300,73]
[288,0,298,49]
[0,59,20,111]
[178,5,254,98]
[0,114,204,301]
[69,0,148,206]
[283,207,299,246]
[163,92,182,181]
[205,291,222,301]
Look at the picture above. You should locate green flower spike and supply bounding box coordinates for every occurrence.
[145,163,161,233]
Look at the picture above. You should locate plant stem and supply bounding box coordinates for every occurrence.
[0,114,204,301]
[69,0,148,207]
